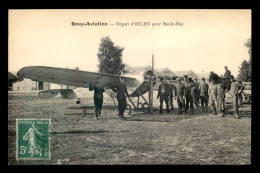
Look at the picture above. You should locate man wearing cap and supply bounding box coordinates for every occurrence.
[194,78,200,109]
[175,77,186,115]
[89,76,105,120]
[166,80,176,111]
[199,78,209,112]
[224,66,231,79]
[229,75,244,119]
[157,77,170,114]
[112,77,130,118]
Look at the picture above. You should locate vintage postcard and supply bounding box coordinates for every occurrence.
[8,9,251,165]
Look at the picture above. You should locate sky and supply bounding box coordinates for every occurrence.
[9,9,251,77]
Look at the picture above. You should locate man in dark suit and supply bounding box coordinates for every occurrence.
[157,77,170,114]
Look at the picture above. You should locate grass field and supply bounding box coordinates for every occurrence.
[8,92,251,165]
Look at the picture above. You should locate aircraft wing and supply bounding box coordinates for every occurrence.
[17,66,142,89]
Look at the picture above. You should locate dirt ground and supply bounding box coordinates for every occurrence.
[8,92,251,165]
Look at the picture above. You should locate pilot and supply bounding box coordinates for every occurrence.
[157,77,170,114]
[89,76,105,120]
[112,77,130,118]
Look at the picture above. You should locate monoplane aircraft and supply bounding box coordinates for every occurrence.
[17,65,156,114]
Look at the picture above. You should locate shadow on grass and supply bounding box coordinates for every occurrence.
[64,113,94,116]
[52,130,129,135]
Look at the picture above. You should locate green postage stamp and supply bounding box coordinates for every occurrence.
[16,119,51,160]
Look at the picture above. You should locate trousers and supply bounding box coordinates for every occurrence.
[177,95,186,114]
[94,96,103,117]
[117,96,127,116]
[159,94,169,113]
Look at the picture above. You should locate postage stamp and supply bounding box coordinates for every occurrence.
[16,119,51,160]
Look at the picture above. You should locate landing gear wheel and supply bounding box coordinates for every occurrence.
[137,102,143,108]
[126,104,132,115]
[142,103,150,113]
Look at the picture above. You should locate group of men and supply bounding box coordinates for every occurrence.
[157,75,208,115]
[157,66,244,119]
[89,66,245,120]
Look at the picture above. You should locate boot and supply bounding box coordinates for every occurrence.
[219,111,225,117]
[171,104,174,111]
[201,106,204,112]
[189,108,194,115]
[212,108,217,115]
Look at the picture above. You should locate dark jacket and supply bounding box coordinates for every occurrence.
[168,83,176,97]
[89,82,105,98]
[157,83,170,98]
[112,83,129,99]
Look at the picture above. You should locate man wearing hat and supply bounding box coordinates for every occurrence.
[224,66,231,79]
[199,78,209,112]
[229,75,244,119]
[157,77,170,114]
[89,76,105,119]
[175,77,186,115]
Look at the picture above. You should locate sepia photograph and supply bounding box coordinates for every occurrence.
[8,9,251,165]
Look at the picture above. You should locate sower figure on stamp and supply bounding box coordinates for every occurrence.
[23,122,45,156]
[166,80,176,111]
[89,76,105,120]
[199,78,209,112]
[229,75,245,119]
[111,77,129,118]
[175,77,186,115]
[157,77,170,114]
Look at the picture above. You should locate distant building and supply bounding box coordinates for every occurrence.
[12,78,50,91]
[8,72,23,90]
[126,65,159,78]
[173,70,198,80]
[196,72,210,83]
[156,68,177,80]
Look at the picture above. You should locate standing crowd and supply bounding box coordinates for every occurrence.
[157,66,244,119]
